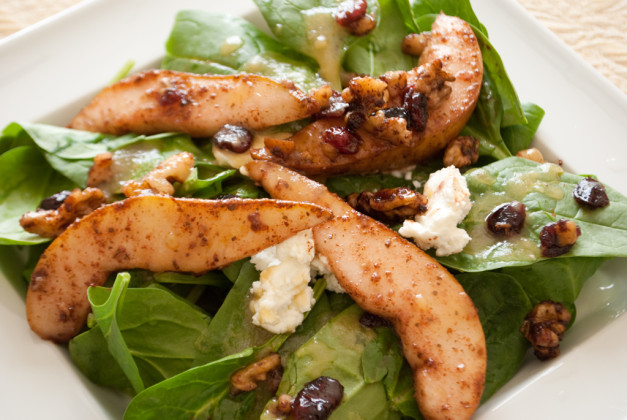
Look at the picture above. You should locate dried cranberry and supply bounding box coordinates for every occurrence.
[322,127,361,154]
[540,219,581,258]
[382,106,409,121]
[345,110,366,131]
[291,376,344,420]
[403,87,428,132]
[359,312,392,328]
[212,124,253,153]
[334,0,367,27]
[486,201,526,237]
[38,190,72,211]
[573,177,610,209]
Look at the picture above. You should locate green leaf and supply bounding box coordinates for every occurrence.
[71,274,214,394]
[439,157,627,271]
[343,0,415,76]
[0,146,76,245]
[501,102,545,155]
[254,0,361,88]
[123,347,258,420]
[87,273,145,394]
[456,271,532,401]
[164,10,324,91]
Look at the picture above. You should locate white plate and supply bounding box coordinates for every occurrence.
[0,0,626,418]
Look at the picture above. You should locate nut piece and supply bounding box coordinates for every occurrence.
[87,152,114,188]
[347,13,376,36]
[540,219,581,257]
[520,300,572,360]
[20,188,106,238]
[443,135,479,168]
[122,152,194,197]
[346,187,427,223]
[401,32,431,56]
[516,147,544,163]
[230,353,282,394]
[363,110,412,146]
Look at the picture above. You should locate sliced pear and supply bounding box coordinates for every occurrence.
[26,196,332,342]
[245,160,486,420]
[68,70,320,136]
[252,14,483,175]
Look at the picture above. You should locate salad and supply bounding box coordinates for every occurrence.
[1,0,627,419]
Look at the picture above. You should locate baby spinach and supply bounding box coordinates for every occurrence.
[2,122,208,187]
[123,347,259,420]
[501,103,545,155]
[343,0,415,76]
[87,273,145,394]
[274,304,406,419]
[439,157,627,272]
[456,271,531,401]
[0,146,76,245]
[254,0,370,88]
[69,273,214,394]
[164,10,325,91]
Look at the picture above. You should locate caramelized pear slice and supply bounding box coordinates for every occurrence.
[26,196,332,342]
[68,70,319,136]
[245,161,486,420]
[252,14,483,175]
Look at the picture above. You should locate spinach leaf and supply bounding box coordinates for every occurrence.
[123,347,259,420]
[3,122,208,187]
[275,304,403,419]
[193,260,275,365]
[164,10,325,91]
[456,271,531,401]
[411,0,487,35]
[0,146,76,245]
[501,257,607,317]
[501,102,545,155]
[70,273,214,394]
[439,157,627,272]
[87,273,145,394]
[326,172,415,197]
[254,0,366,88]
[343,0,415,76]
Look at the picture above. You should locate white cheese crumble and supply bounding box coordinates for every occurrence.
[249,229,344,334]
[399,166,472,256]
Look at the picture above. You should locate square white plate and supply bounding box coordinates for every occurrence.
[0,0,626,418]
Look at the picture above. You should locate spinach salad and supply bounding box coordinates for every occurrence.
[1,0,627,419]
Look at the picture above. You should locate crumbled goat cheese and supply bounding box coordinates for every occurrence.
[249,229,344,334]
[399,166,472,256]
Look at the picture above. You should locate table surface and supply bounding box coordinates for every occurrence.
[0,0,626,94]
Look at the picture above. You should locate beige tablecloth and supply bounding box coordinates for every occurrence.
[1,0,626,94]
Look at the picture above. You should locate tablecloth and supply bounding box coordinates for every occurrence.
[1,0,625,94]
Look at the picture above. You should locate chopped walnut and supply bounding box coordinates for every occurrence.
[230,353,282,394]
[540,219,581,257]
[363,110,412,146]
[347,13,376,36]
[520,300,572,360]
[443,136,479,168]
[87,152,114,188]
[516,147,544,163]
[122,152,194,197]
[277,394,294,414]
[342,76,389,114]
[401,32,430,56]
[346,187,427,223]
[409,59,455,109]
[20,188,106,238]
[379,70,408,107]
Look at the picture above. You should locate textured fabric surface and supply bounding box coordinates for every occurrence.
[0,0,625,94]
